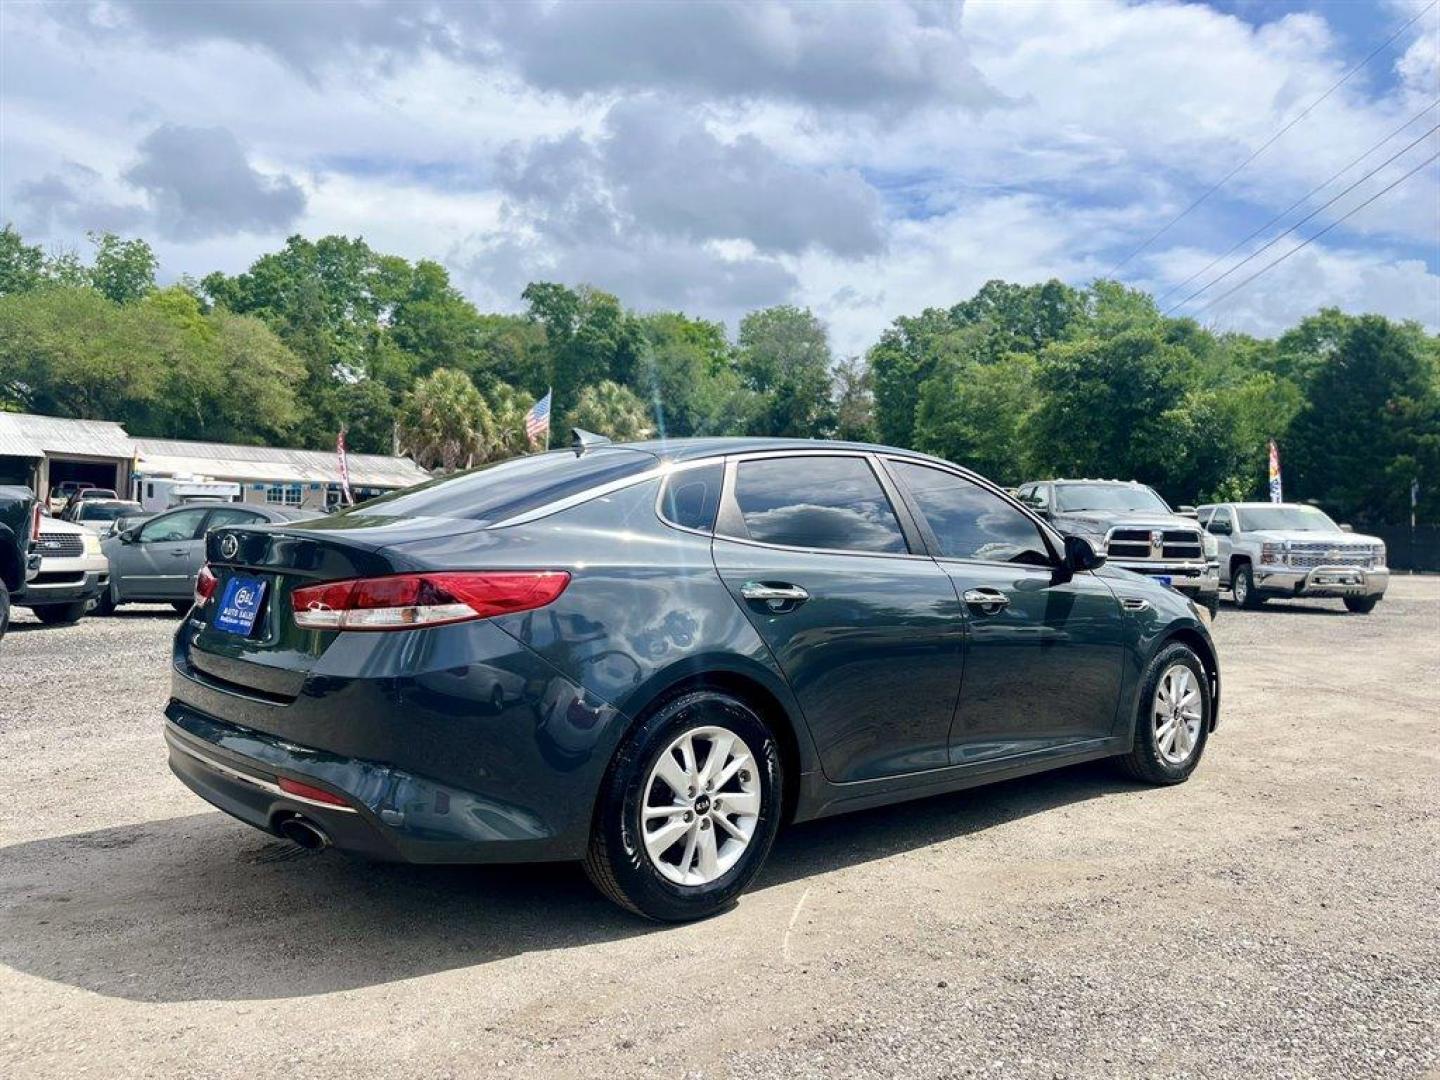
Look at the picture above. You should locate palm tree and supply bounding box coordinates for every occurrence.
[397,368,493,471]
[564,380,653,442]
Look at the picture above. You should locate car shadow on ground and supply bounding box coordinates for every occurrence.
[1225,599,1353,617]
[0,761,1134,1004]
[8,606,181,632]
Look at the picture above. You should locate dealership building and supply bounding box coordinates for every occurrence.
[0,412,430,510]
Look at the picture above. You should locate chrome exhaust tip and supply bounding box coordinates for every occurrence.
[276,815,330,851]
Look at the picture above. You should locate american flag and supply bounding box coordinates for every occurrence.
[336,428,354,505]
[525,390,552,448]
[1268,439,1283,503]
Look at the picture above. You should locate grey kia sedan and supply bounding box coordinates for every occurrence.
[99,503,317,613]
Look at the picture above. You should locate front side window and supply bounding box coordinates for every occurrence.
[137,508,208,544]
[890,461,1052,566]
[731,456,907,554]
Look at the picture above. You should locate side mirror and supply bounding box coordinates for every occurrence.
[1209,519,1231,536]
[1063,534,1106,572]
[119,527,139,544]
[1339,523,1353,532]
[1177,505,1198,518]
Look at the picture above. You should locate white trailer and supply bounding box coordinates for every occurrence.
[134,476,242,512]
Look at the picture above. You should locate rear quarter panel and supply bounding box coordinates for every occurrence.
[388,478,823,778]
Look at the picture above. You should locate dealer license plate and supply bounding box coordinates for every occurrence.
[214,575,268,636]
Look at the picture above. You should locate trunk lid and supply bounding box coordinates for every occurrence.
[188,515,469,697]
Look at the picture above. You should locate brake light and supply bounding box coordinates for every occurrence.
[194,564,219,606]
[292,571,570,631]
[277,776,349,807]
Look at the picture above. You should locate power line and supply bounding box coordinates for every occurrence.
[1188,150,1439,317]
[1155,99,1440,305]
[1165,120,1440,313]
[1104,0,1438,277]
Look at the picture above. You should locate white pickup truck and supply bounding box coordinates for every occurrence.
[1197,502,1388,614]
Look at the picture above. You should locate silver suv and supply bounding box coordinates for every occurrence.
[1197,502,1388,613]
[1017,479,1220,615]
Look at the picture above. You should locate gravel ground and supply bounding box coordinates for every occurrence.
[1,580,1437,1079]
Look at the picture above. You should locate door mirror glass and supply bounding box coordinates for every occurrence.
[1063,534,1106,572]
[1208,517,1231,536]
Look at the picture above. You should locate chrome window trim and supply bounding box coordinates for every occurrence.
[167,733,359,814]
[490,460,670,528]
[715,450,929,560]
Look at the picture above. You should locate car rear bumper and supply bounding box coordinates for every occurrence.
[166,702,591,863]
[166,615,627,864]
[1254,564,1388,599]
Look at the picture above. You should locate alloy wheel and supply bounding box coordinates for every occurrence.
[640,725,761,886]
[1153,664,1203,765]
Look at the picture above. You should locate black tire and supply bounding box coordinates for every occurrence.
[584,689,784,922]
[1116,642,1212,785]
[92,583,118,615]
[0,580,10,642]
[1232,562,1263,609]
[31,600,87,626]
[1343,596,1379,614]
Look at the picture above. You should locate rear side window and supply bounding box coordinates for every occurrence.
[730,456,907,554]
[344,448,657,525]
[889,461,1051,566]
[204,507,265,530]
[659,463,723,532]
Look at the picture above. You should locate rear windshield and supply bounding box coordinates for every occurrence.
[337,447,658,525]
[77,502,143,521]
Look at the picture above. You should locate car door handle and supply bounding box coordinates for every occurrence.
[962,588,1010,613]
[740,582,809,606]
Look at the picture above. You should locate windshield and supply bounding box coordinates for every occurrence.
[1054,483,1170,514]
[1237,505,1339,532]
[333,447,658,525]
[78,503,143,521]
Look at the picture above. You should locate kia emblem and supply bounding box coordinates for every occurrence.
[219,534,240,560]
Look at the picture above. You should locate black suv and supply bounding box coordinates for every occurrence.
[0,485,41,641]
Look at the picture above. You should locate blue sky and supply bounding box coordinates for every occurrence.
[1,0,1436,352]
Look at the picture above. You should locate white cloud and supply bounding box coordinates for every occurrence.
[1,0,1435,352]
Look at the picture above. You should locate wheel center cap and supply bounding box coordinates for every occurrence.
[693,794,711,815]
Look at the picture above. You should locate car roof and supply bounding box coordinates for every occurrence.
[608,436,963,470]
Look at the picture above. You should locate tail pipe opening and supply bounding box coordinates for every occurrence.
[275,814,330,851]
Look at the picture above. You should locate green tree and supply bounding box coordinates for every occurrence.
[0,225,45,297]
[832,356,875,442]
[913,352,1037,482]
[87,232,158,304]
[1286,314,1440,524]
[397,368,493,471]
[564,379,652,442]
[737,305,835,437]
[522,282,644,419]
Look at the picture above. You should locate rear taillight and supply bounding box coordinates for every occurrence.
[277,776,349,807]
[194,564,219,606]
[31,504,42,542]
[291,571,570,631]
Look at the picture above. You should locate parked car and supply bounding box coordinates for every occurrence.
[0,485,41,641]
[1197,502,1389,613]
[13,514,110,625]
[99,503,318,614]
[165,436,1220,921]
[64,498,146,534]
[48,480,92,514]
[1016,479,1220,615]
